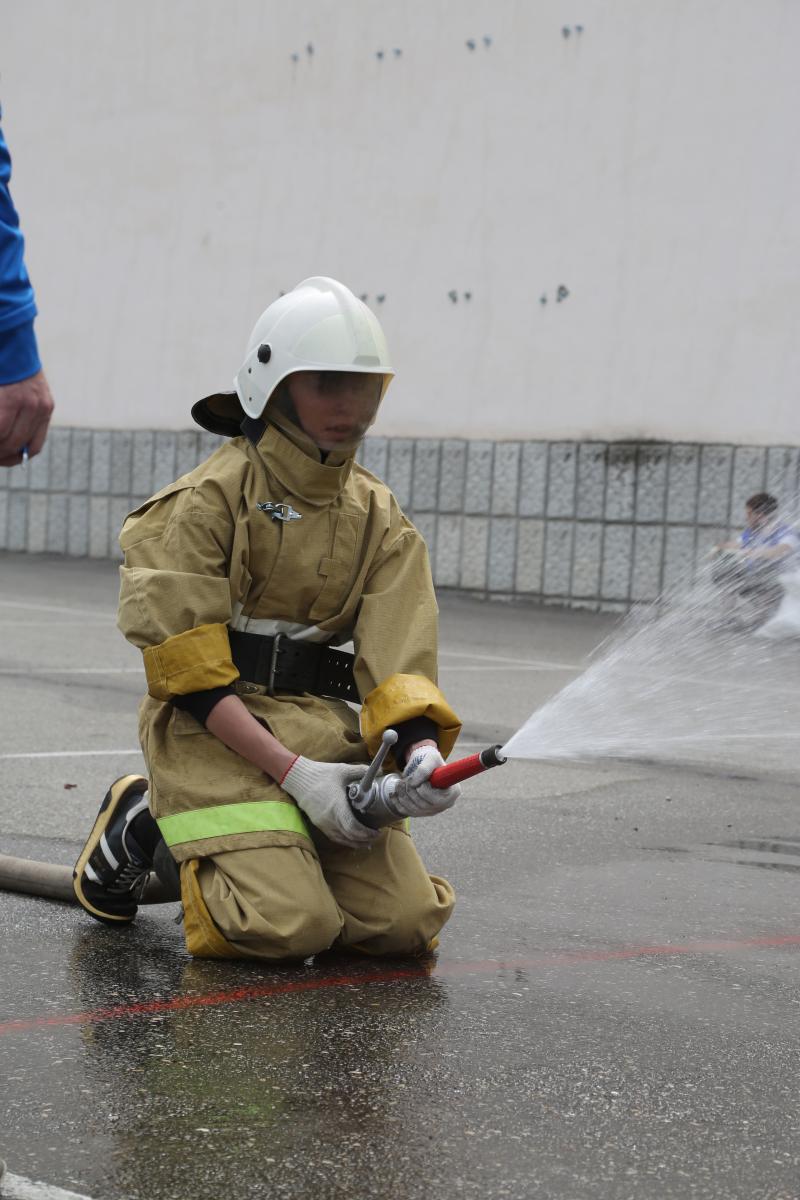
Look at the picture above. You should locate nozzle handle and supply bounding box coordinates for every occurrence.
[429,744,506,789]
[348,728,398,803]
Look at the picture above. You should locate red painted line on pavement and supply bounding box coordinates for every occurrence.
[2,933,799,1038]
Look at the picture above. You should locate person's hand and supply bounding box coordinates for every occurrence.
[280,756,379,848]
[0,370,54,466]
[391,745,461,818]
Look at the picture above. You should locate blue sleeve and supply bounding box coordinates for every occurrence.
[0,114,41,383]
[775,525,800,551]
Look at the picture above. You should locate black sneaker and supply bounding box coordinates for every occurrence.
[73,775,152,925]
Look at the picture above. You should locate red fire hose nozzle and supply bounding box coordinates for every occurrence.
[429,744,507,789]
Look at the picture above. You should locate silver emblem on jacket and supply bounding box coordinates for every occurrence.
[257,502,302,522]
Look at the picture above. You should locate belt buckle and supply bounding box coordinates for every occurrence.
[268,633,285,696]
[233,680,261,696]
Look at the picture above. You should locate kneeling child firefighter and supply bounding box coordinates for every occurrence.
[73,276,463,960]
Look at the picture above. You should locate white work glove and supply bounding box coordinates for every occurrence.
[392,745,461,818]
[280,756,380,848]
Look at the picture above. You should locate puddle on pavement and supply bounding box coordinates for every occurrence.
[714,837,800,856]
[649,836,800,875]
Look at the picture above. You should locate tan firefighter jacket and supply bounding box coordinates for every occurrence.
[118,412,461,862]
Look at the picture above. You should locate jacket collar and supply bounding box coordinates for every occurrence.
[255,415,355,505]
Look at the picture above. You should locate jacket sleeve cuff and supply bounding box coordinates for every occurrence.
[171,685,237,727]
[143,623,239,701]
[360,673,462,765]
[0,318,41,385]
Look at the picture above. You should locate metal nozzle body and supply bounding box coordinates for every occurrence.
[348,771,406,829]
[347,729,402,829]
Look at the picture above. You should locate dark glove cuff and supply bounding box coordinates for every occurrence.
[392,716,439,769]
[171,685,236,727]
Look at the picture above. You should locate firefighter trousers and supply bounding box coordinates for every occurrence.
[180,824,455,961]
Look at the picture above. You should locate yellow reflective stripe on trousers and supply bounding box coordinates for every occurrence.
[156,800,310,847]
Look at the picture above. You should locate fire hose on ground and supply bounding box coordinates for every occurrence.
[0,853,177,905]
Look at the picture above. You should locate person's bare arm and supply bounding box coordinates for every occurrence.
[0,370,54,466]
[204,692,374,846]
[205,697,438,777]
[746,544,793,562]
[405,738,437,760]
[204,693,296,780]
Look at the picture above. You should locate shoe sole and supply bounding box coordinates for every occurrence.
[72,774,149,925]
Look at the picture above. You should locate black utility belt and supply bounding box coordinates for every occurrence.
[228,629,358,703]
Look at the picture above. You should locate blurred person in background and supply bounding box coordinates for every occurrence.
[712,493,800,630]
[0,110,53,467]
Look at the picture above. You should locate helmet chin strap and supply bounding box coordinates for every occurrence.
[268,384,296,423]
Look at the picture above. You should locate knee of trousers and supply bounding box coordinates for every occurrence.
[358,875,456,957]
[183,853,344,962]
[244,904,344,961]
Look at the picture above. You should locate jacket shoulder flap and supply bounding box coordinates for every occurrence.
[120,443,251,550]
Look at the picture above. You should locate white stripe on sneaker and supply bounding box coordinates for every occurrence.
[99,833,119,870]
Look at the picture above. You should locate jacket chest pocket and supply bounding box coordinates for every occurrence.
[307,513,362,621]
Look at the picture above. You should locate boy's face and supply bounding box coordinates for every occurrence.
[285,371,382,452]
[745,504,769,530]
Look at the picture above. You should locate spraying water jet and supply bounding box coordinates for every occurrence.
[501,498,800,773]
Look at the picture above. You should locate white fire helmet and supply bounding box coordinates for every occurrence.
[235,276,394,419]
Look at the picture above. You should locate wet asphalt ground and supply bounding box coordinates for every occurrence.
[1,551,799,1200]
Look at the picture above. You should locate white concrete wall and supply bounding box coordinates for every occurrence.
[2,0,799,442]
